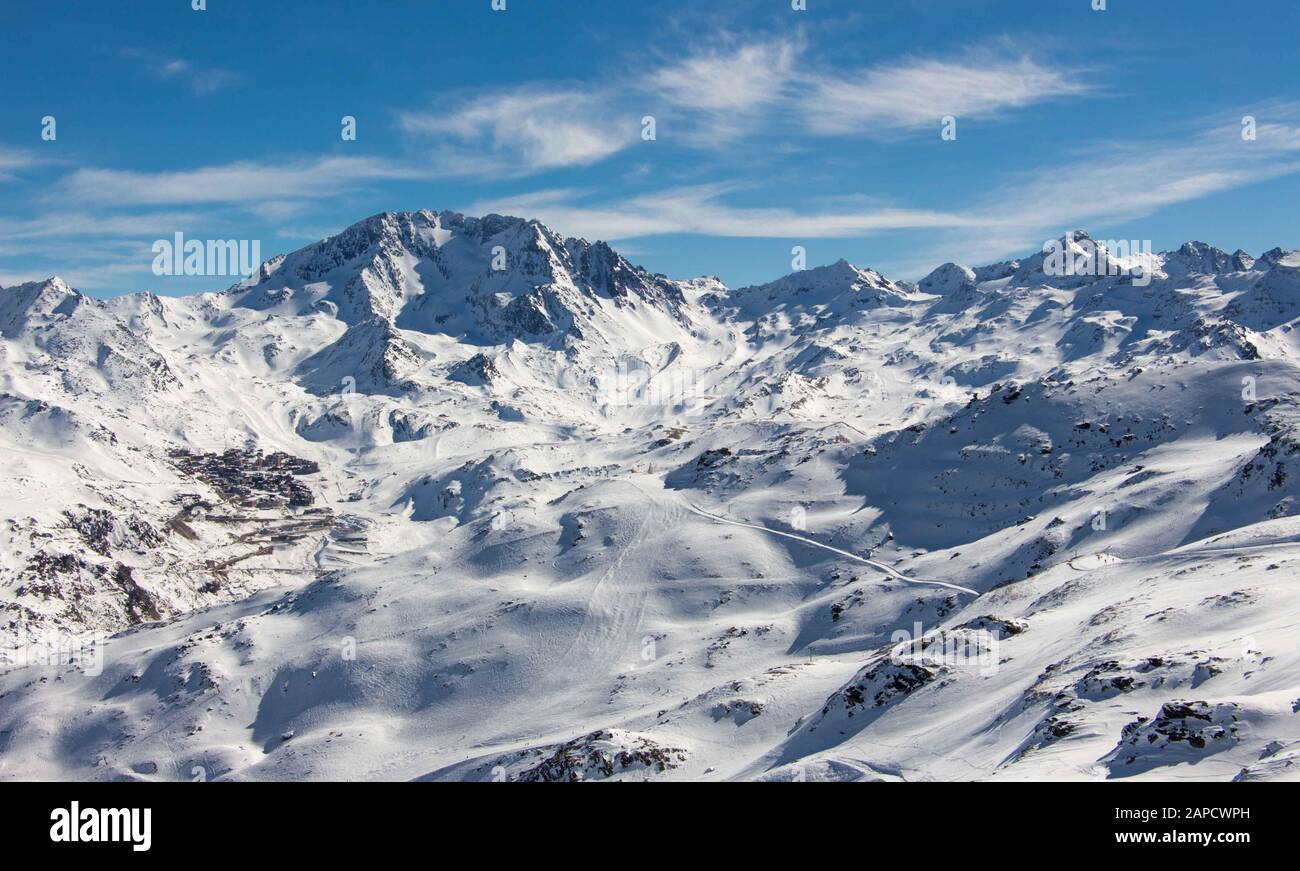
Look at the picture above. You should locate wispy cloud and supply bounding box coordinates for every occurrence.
[0,212,222,290]
[0,210,202,241]
[58,156,423,205]
[646,39,799,144]
[12,259,162,292]
[803,54,1090,135]
[0,146,40,182]
[400,38,1088,176]
[469,184,981,240]
[122,48,243,95]
[13,30,1293,294]
[399,88,634,175]
[467,107,1300,278]
[883,108,1300,274]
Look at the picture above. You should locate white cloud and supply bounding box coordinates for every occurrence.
[400,88,635,174]
[803,54,1089,135]
[0,147,40,182]
[0,213,238,290]
[469,184,981,240]
[122,49,243,95]
[468,109,1300,270]
[640,39,802,147]
[244,200,313,223]
[58,156,422,205]
[0,211,202,241]
[41,260,162,292]
[398,40,1087,175]
[399,43,803,175]
[649,40,797,115]
[15,35,1293,292]
[892,111,1300,273]
[0,240,173,291]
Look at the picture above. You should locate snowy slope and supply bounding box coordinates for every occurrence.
[1,216,1297,781]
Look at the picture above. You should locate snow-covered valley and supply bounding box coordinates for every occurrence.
[1,211,1298,781]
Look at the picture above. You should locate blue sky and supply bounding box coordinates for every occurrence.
[1,0,1298,297]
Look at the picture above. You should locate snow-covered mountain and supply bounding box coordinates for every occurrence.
[2,213,1298,782]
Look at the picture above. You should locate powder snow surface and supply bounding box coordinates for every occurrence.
[1,215,1298,782]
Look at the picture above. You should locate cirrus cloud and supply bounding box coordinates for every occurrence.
[58,156,425,205]
[803,54,1091,135]
[397,38,1090,176]
[399,88,636,176]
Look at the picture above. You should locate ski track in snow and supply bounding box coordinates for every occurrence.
[680,500,978,595]
[3,217,1300,781]
[554,493,670,674]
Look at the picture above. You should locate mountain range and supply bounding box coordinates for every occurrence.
[1,210,1298,781]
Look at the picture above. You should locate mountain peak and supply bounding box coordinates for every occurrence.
[2,275,81,306]
[743,258,880,291]
[724,258,910,316]
[1256,247,1296,270]
[7,275,76,295]
[225,208,689,348]
[0,276,89,338]
[1163,240,1233,275]
[919,262,977,296]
